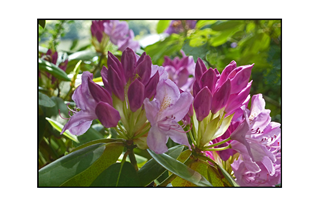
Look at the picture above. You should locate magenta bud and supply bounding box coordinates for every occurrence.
[88,79,112,105]
[211,79,231,114]
[217,60,237,88]
[193,87,212,121]
[128,79,145,112]
[121,47,137,82]
[195,58,207,82]
[176,68,189,88]
[107,65,125,101]
[145,71,159,99]
[225,81,252,114]
[136,52,147,66]
[95,30,103,43]
[136,54,152,85]
[107,51,125,82]
[100,66,112,94]
[95,102,121,128]
[192,80,201,97]
[200,68,217,93]
[229,64,253,94]
[52,51,58,65]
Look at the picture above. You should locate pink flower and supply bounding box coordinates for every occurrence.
[144,79,193,154]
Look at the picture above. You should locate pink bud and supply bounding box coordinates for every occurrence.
[211,79,231,114]
[128,79,145,112]
[194,87,212,121]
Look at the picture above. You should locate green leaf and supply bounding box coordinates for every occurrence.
[210,25,244,47]
[147,149,213,187]
[196,20,217,29]
[68,50,98,61]
[156,20,171,34]
[39,92,55,108]
[211,20,243,31]
[182,39,208,62]
[71,138,120,152]
[39,20,46,29]
[39,143,107,186]
[39,59,71,81]
[138,145,184,186]
[214,161,239,187]
[61,142,124,186]
[91,162,141,187]
[74,126,104,147]
[172,160,224,187]
[45,117,79,143]
[69,39,79,51]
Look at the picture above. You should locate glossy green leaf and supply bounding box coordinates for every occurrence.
[61,142,124,186]
[45,117,79,143]
[138,145,184,186]
[71,138,120,152]
[39,143,107,186]
[68,50,98,61]
[210,26,242,47]
[147,149,213,187]
[39,58,71,81]
[74,126,104,147]
[156,20,171,34]
[91,162,141,187]
[39,92,55,108]
[39,20,46,29]
[214,161,239,187]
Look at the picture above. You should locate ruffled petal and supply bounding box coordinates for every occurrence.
[61,110,96,136]
[147,126,169,154]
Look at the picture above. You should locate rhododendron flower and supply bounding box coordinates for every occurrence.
[165,20,197,35]
[144,79,193,154]
[228,94,281,184]
[163,50,195,91]
[104,20,139,51]
[61,72,120,135]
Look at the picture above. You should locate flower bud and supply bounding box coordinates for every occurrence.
[95,102,121,128]
[195,58,207,82]
[200,68,217,93]
[136,54,152,85]
[211,79,231,114]
[100,66,112,94]
[121,47,137,82]
[194,87,212,121]
[128,79,145,112]
[107,65,125,101]
[88,79,112,105]
[145,71,159,99]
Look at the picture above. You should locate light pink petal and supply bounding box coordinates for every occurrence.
[147,126,169,154]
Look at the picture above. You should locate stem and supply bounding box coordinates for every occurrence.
[157,174,177,187]
[197,120,202,147]
[129,150,138,171]
[116,151,129,186]
[203,144,232,151]
[114,126,127,139]
[203,137,231,149]
[92,53,104,77]
[188,131,196,146]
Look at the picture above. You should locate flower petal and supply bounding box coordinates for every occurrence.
[155,79,180,110]
[88,79,112,105]
[128,79,145,112]
[147,125,169,154]
[61,110,96,136]
[165,124,190,149]
[194,87,212,121]
[211,79,231,114]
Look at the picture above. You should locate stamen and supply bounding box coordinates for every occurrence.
[59,109,70,120]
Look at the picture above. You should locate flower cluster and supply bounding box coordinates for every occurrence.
[40,49,68,84]
[60,46,281,187]
[91,20,139,53]
[163,50,195,91]
[165,20,197,35]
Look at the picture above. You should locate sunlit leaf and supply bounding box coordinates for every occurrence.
[68,50,99,61]
[138,145,184,186]
[39,143,107,186]
[148,149,213,187]
[61,142,124,186]
[39,58,71,81]
[45,117,79,143]
[156,20,171,34]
